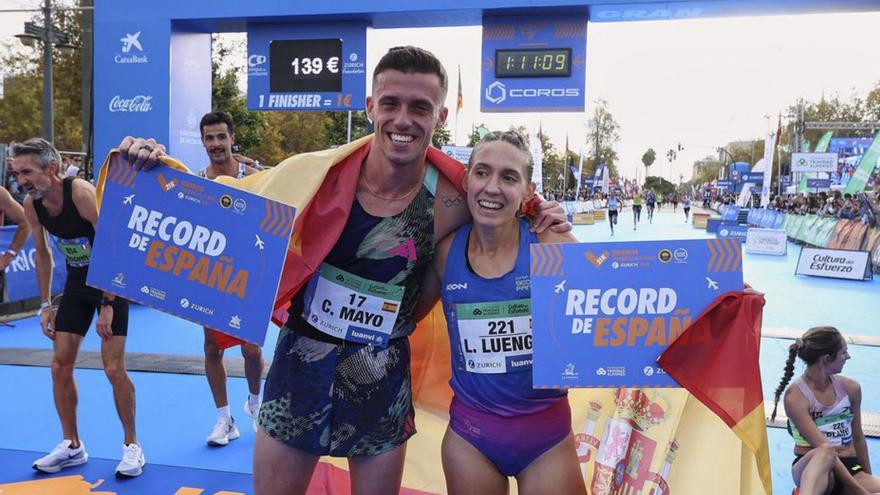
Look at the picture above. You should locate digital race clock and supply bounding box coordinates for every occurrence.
[495,48,572,78]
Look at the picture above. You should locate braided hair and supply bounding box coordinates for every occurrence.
[770,326,844,421]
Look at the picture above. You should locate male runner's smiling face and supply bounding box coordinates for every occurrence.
[367,69,448,168]
[201,122,234,166]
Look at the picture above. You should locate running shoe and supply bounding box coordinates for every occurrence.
[116,443,145,477]
[33,440,88,473]
[207,417,240,446]
[243,398,261,433]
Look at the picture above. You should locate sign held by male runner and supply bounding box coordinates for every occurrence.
[531,239,743,388]
[88,152,295,345]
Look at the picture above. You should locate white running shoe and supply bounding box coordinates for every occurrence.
[33,440,88,473]
[116,443,145,477]
[206,417,240,446]
[243,398,261,433]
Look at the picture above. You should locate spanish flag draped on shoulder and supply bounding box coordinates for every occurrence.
[659,290,772,495]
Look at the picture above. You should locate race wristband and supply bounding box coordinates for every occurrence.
[3,249,16,257]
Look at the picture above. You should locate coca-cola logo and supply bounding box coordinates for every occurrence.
[109,95,153,113]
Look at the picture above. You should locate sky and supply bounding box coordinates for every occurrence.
[1,3,878,182]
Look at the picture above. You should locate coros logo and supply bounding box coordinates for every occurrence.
[248,54,267,67]
[485,81,580,105]
[109,95,153,113]
[116,32,147,64]
[486,81,506,104]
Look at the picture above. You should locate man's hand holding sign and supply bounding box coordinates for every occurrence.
[88,151,295,345]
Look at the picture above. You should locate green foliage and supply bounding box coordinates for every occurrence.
[431,121,452,148]
[0,8,84,151]
[692,157,723,185]
[587,98,621,173]
[644,176,675,197]
[211,36,267,158]
[325,111,371,146]
[641,148,656,168]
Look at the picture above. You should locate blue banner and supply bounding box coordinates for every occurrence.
[88,155,295,345]
[1,225,66,303]
[807,178,832,189]
[739,172,764,183]
[720,205,740,222]
[481,13,587,113]
[531,239,743,388]
[247,22,367,111]
[717,225,749,242]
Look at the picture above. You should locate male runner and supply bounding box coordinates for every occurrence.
[0,186,30,301]
[12,138,144,477]
[196,111,264,445]
[607,189,619,236]
[632,190,643,231]
[645,189,656,223]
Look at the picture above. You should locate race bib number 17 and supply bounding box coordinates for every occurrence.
[302,263,404,347]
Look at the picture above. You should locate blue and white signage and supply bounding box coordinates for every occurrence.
[88,152,295,345]
[739,172,764,183]
[531,239,743,388]
[715,179,733,190]
[247,22,367,111]
[717,224,749,242]
[807,178,832,189]
[481,13,587,113]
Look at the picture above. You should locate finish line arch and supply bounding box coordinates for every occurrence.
[94,0,880,168]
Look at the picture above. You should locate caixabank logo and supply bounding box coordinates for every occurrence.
[116,31,148,64]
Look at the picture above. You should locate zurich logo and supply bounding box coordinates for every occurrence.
[349,53,358,62]
[485,81,506,104]
[180,298,190,308]
[720,229,729,236]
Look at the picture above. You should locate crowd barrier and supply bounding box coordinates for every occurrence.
[737,209,880,268]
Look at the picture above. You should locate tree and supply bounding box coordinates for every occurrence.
[211,35,268,157]
[644,176,675,197]
[586,98,621,179]
[324,111,371,146]
[641,148,656,183]
[250,112,329,167]
[431,121,452,148]
[0,8,84,151]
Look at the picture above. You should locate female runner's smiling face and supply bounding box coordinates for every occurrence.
[464,139,535,228]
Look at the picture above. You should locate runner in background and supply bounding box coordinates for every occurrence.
[771,326,880,495]
[632,189,643,231]
[683,195,691,223]
[0,187,31,302]
[607,188,619,236]
[195,111,265,446]
[645,189,656,223]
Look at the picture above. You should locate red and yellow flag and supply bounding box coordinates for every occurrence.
[659,291,772,495]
